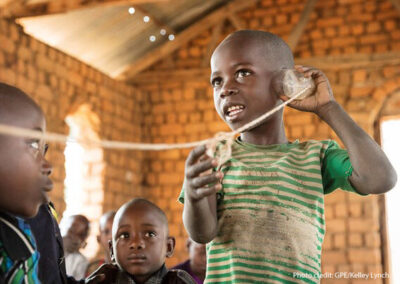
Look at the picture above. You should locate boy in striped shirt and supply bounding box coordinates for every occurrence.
[180,30,397,283]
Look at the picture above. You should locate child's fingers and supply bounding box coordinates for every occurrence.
[186,145,208,166]
[190,172,223,189]
[186,158,217,179]
[195,184,222,200]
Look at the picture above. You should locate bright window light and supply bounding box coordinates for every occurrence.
[381,118,400,282]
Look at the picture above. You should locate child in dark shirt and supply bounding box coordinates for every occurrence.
[0,82,52,283]
[110,198,195,284]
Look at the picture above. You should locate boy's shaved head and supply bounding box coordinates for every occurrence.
[113,198,168,235]
[99,210,116,230]
[214,30,294,70]
[0,83,42,122]
[0,82,52,218]
[111,198,174,281]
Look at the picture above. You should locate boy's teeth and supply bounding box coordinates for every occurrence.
[227,105,244,112]
[227,105,244,116]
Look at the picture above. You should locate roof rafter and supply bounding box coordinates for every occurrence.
[117,0,259,81]
[287,0,317,51]
[388,0,400,15]
[131,52,400,84]
[201,20,224,67]
[134,5,175,35]
[0,0,169,19]
[227,12,246,30]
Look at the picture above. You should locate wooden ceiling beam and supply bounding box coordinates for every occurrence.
[388,0,400,15]
[201,21,224,67]
[227,13,246,30]
[117,0,259,81]
[131,52,400,84]
[287,0,317,51]
[134,5,176,35]
[0,0,169,19]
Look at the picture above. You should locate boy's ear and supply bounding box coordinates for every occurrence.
[166,236,175,258]
[108,240,115,262]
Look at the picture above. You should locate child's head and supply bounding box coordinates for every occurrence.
[110,198,174,283]
[210,30,294,131]
[0,82,53,218]
[61,214,90,253]
[97,210,116,260]
[186,238,206,271]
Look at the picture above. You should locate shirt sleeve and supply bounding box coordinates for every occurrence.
[322,140,367,195]
[178,187,185,204]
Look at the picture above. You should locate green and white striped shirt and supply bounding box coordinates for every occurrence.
[180,139,360,283]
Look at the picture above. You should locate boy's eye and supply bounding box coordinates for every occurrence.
[29,140,40,151]
[236,69,251,79]
[28,141,49,157]
[118,232,130,239]
[144,231,157,238]
[211,77,222,88]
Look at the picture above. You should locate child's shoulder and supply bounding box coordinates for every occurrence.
[163,269,197,284]
[296,139,340,150]
[0,212,36,267]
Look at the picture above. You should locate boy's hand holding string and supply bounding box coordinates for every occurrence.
[281,65,397,194]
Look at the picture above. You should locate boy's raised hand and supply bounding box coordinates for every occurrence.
[184,145,223,202]
[279,65,335,115]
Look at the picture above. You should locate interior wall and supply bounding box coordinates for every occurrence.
[0,18,146,225]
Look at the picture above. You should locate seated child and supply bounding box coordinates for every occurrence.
[0,82,53,283]
[110,198,196,284]
[60,214,90,280]
[181,30,397,283]
[86,210,116,275]
[172,238,206,284]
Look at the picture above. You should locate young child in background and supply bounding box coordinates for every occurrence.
[172,238,206,284]
[0,82,53,283]
[86,211,116,275]
[110,198,195,284]
[61,214,90,280]
[181,30,397,283]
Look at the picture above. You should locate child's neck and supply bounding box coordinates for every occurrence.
[240,119,288,145]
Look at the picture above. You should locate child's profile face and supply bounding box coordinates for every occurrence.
[63,216,89,253]
[0,104,53,218]
[98,215,114,253]
[111,205,173,283]
[210,35,282,130]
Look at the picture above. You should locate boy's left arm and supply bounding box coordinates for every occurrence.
[281,65,397,194]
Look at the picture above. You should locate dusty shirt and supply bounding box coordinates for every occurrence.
[180,139,362,283]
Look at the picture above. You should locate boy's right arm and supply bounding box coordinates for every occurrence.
[182,145,223,244]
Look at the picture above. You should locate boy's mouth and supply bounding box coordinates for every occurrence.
[127,254,146,263]
[225,104,245,121]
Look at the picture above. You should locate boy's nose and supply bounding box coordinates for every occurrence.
[221,88,238,97]
[220,80,238,98]
[42,159,52,176]
[129,236,145,250]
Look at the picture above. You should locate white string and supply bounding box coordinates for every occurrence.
[0,89,306,155]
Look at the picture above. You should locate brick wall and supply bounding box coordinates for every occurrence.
[0,17,146,257]
[135,0,400,280]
